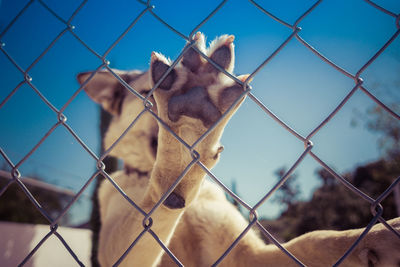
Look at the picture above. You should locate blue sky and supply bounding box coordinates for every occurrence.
[0,0,399,225]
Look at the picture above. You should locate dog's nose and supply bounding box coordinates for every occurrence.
[163,192,185,209]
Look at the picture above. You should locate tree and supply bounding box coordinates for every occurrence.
[361,103,400,216]
[260,158,399,242]
[272,167,300,208]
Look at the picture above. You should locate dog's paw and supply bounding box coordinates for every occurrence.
[150,33,248,135]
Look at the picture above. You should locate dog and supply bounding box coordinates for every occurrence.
[78,32,400,267]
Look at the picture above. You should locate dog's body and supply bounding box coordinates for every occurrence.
[78,33,400,267]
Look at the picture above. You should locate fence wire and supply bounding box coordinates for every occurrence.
[1,0,400,266]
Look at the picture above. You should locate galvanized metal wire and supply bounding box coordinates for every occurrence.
[0,0,399,266]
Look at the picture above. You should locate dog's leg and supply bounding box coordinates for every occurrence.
[98,33,248,266]
[162,181,400,266]
[195,206,400,267]
[236,217,400,267]
[146,33,247,209]
[138,33,247,265]
[279,217,400,267]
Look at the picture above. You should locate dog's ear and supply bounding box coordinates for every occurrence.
[150,52,177,90]
[205,34,235,74]
[77,69,137,115]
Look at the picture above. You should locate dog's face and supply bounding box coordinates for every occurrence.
[77,69,158,173]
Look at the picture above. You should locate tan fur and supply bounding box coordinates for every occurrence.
[78,33,400,267]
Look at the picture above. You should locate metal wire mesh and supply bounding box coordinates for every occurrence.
[1,0,400,266]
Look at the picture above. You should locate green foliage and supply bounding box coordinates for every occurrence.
[260,156,400,242]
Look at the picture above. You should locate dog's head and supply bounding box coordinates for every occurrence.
[77,69,158,173]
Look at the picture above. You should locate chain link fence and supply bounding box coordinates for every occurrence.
[1,0,400,266]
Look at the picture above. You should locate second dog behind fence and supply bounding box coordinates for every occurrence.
[78,33,400,267]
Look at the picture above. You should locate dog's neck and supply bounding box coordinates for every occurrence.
[124,164,150,178]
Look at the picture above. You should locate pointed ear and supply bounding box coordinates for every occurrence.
[181,32,206,72]
[77,69,138,115]
[150,52,177,90]
[205,35,235,74]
